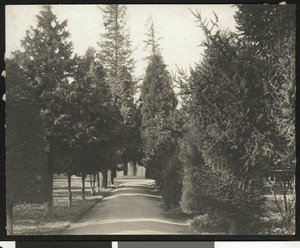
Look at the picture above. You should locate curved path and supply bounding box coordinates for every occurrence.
[63,177,194,235]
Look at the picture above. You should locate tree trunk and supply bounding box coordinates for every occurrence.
[81,174,86,200]
[107,169,112,186]
[89,174,94,195]
[160,180,163,190]
[67,172,72,207]
[154,179,158,190]
[46,173,54,216]
[97,172,102,192]
[89,174,96,195]
[46,149,54,216]
[102,169,108,189]
[111,168,116,185]
[93,174,97,194]
[133,161,137,176]
[283,182,288,213]
[123,161,128,176]
[229,218,238,235]
[6,203,13,235]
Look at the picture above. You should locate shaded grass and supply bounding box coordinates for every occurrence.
[13,178,113,235]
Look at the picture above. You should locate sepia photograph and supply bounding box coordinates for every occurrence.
[5,3,296,236]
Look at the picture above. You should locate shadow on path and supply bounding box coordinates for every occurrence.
[63,177,195,235]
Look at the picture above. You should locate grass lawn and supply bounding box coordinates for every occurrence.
[13,175,113,235]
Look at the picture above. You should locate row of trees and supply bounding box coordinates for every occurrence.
[159,5,295,234]
[6,5,144,231]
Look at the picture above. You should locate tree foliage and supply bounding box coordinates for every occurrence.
[140,20,178,185]
[17,5,76,213]
[162,151,183,209]
[6,55,48,205]
[98,4,134,100]
[98,5,141,176]
[235,4,296,231]
[169,6,295,234]
[235,4,296,173]
[71,47,123,183]
[235,4,295,54]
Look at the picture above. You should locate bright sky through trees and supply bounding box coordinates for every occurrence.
[6,4,237,79]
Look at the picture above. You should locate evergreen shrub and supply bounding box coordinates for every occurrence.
[162,152,182,209]
[179,134,266,234]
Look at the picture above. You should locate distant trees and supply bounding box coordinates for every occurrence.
[71,47,123,194]
[98,4,140,177]
[118,76,143,175]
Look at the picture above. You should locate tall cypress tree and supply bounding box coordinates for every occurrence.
[140,19,177,186]
[98,4,139,177]
[18,5,75,215]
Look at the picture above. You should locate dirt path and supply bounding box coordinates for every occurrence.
[63,177,194,235]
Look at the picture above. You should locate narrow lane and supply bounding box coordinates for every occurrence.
[63,177,193,235]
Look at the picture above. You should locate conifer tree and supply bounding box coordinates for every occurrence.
[98,4,134,100]
[176,8,295,234]
[71,47,123,192]
[18,5,76,215]
[182,11,269,233]
[140,19,177,186]
[118,67,141,175]
[235,4,296,228]
[144,17,161,57]
[235,4,296,176]
[6,54,48,233]
[98,4,139,177]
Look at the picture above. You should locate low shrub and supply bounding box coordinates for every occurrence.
[162,152,183,209]
[190,214,227,233]
[179,135,210,214]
